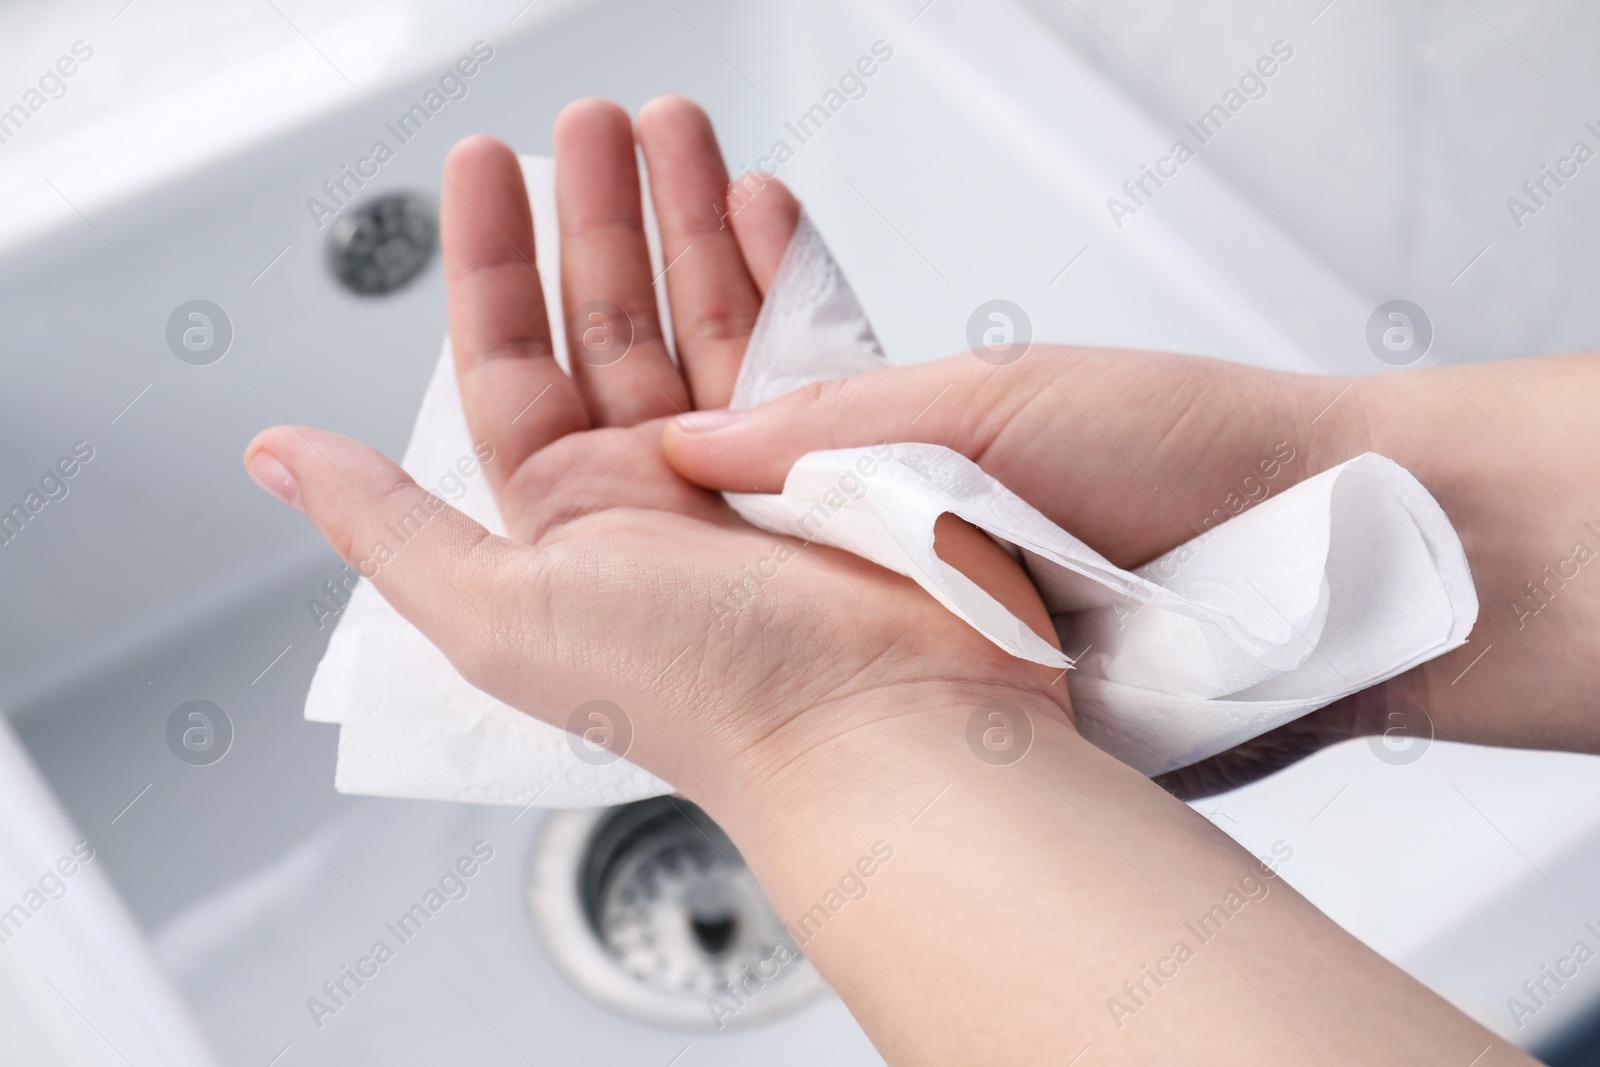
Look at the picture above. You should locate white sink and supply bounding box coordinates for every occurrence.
[2,0,1597,1062]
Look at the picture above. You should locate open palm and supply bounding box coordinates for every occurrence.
[245,97,1064,800]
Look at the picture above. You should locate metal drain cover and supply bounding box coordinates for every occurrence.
[326,191,437,296]
[527,798,824,1030]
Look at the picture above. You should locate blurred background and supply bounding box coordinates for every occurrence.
[1,0,1598,1063]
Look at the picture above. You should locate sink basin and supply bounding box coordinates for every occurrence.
[3,0,1598,1062]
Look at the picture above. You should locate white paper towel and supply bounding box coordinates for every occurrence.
[305,156,1477,802]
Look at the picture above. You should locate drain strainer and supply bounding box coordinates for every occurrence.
[526,798,824,1030]
[326,191,437,296]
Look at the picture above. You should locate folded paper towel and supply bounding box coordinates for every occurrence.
[305,155,1478,804]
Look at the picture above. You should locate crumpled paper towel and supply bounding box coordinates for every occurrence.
[305,156,1478,804]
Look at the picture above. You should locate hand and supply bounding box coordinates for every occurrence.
[243,96,1063,811]
[243,99,1531,1065]
[663,348,1600,795]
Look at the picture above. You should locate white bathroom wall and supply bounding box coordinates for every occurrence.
[1017,0,1600,360]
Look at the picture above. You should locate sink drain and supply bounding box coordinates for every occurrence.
[526,798,824,1030]
[326,191,437,296]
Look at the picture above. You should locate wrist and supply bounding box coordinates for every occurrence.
[1318,355,1600,751]
[697,680,1075,844]
[1291,369,1380,476]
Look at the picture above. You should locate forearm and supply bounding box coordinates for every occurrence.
[1341,353,1600,754]
[702,684,1523,1065]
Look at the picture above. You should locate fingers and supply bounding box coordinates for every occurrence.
[933,514,1061,656]
[636,95,767,409]
[662,356,1019,491]
[243,426,537,695]
[553,99,689,426]
[725,173,801,294]
[442,135,587,493]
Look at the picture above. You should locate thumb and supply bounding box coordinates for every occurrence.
[243,425,541,698]
[661,355,1027,492]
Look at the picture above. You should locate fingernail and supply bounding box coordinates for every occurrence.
[674,409,746,434]
[246,450,303,512]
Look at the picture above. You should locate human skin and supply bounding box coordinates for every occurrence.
[244,97,1536,1064]
[665,348,1600,796]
